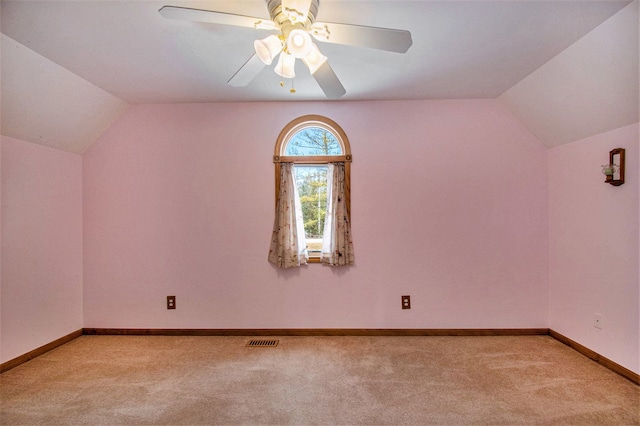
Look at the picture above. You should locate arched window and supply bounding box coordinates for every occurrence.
[269,115,353,267]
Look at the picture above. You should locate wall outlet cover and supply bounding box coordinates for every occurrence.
[402,295,411,309]
[593,313,603,329]
[167,295,176,309]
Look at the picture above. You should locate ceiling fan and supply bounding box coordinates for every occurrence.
[159,0,412,99]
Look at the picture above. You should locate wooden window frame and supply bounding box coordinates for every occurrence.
[273,115,352,262]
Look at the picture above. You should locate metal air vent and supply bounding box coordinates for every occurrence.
[246,339,279,347]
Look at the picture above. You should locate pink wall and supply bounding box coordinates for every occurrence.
[1,136,83,363]
[3,99,636,376]
[0,141,3,356]
[548,123,639,374]
[83,100,548,330]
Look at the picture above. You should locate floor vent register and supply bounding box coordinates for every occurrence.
[246,339,279,348]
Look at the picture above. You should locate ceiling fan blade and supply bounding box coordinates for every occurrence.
[311,22,412,53]
[311,61,346,99]
[228,54,266,87]
[159,6,276,30]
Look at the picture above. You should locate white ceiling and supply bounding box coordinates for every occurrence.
[1,0,638,152]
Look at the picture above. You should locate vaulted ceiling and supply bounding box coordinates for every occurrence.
[1,1,638,153]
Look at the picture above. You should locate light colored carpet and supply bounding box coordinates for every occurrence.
[1,335,638,425]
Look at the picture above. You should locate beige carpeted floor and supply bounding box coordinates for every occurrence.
[1,335,638,425]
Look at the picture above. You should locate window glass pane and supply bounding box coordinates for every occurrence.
[295,165,328,254]
[285,126,343,156]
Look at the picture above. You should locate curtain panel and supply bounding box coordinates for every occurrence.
[321,163,355,266]
[268,163,308,268]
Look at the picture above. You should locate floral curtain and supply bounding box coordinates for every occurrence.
[268,163,308,268]
[321,163,354,266]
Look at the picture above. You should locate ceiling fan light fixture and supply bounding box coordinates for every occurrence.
[274,51,296,78]
[286,29,312,58]
[254,34,283,65]
[302,43,327,74]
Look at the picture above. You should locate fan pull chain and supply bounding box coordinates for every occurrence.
[279,78,296,94]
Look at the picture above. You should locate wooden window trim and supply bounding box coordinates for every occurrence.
[274,115,351,158]
[273,115,352,263]
[273,155,352,164]
[274,115,352,221]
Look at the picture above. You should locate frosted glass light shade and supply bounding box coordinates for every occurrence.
[254,35,283,65]
[302,43,327,74]
[287,29,312,58]
[274,52,296,78]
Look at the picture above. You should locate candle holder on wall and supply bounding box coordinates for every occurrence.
[601,148,625,186]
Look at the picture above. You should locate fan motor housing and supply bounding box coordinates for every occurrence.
[267,0,319,29]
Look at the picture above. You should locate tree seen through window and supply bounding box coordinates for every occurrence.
[285,127,342,156]
[286,127,342,253]
[295,165,328,240]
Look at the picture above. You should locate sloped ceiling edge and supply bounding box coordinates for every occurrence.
[499,1,639,148]
[1,34,129,154]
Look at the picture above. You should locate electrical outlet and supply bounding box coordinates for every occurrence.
[593,313,603,329]
[167,296,176,310]
[402,295,411,309]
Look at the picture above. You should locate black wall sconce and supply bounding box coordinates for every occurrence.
[601,148,625,186]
